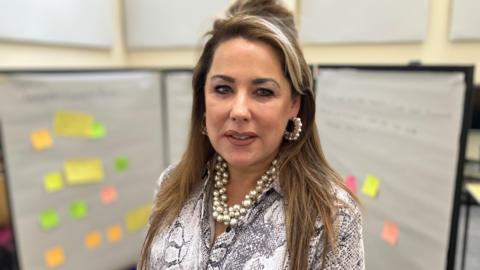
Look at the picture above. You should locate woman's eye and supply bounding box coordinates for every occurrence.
[214,85,231,94]
[256,88,274,97]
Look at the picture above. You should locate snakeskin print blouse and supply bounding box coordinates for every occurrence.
[147,164,364,269]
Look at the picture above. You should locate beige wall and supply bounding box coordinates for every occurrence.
[0,0,478,83]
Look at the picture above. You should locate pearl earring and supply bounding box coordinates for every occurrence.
[284,117,302,141]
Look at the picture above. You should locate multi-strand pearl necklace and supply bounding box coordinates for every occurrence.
[212,155,278,226]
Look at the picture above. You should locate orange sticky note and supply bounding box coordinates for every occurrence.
[362,174,380,198]
[44,246,65,268]
[31,129,53,150]
[85,231,102,250]
[101,186,118,204]
[106,225,123,243]
[345,175,357,193]
[382,220,399,246]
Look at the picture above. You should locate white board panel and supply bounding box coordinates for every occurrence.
[450,0,480,41]
[0,71,163,270]
[315,69,466,269]
[300,0,428,44]
[0,0,113,48]
[124,0,230,48]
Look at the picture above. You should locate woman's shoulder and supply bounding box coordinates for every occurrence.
[154,163,178,196]
[331,184,362,230]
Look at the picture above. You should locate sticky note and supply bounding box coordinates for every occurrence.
[362,174,380,198]
[382,220,399,246]
[90,122,106,139]
[44,246,65,268]
[54,111,94,137]
[106,225,123,243]
[44,172,64,192]
[31,129,53,150]
[39,210,59,230]
[115,156,129,172]
[345,175,357,193]
[85,230,102,250]
[125,204,151,232]
[466,183,480,203]
[64,159,104,185]
[101,186,118,204]
[69,201,88,220]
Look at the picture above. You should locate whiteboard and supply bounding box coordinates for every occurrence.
[164,71,193,163]
[0,71,164,270]
[300,0,428,44]
[124,0,230,48]
[315,68,469,269]
[0,0,113,48]
[450,0,480,41]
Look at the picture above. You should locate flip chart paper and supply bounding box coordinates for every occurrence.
[31,129,53,150]
[44,246,65,268]
[44,172,64,192]
[125,204,151,232]
[64,159,104,185]
[114,156,129,172]
[382,220,399,246]
[39,210,59,230]
[69,201,88,220]
[362,174,380,198]
[107,225,122,243]
[54,111,94,137]
[101,186,118,204]
[90,122,106,139]
[345,175,357,193]
[85,230,102,250]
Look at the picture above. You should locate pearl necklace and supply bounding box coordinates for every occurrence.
[212,155,278,226]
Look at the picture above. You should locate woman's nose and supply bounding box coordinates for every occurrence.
[230,92,251,122]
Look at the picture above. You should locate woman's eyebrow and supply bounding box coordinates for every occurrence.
[252,78,280,88]
[211,74,235,83]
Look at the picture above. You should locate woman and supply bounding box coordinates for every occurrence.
[140,0,364,269]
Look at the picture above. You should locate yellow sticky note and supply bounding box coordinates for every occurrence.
[85,230,102,250]
[54,111,94,137]
[125,204,151,232]
[106,225,123,243]
[31,129,53,150]
[64,159,104,185]
[466,183,480,203]
[362,174,380,198]
[382,220,399,246]
[44,172,64,192]
[44,246,65,268]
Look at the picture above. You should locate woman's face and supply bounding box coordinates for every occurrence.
[204,37,300,171]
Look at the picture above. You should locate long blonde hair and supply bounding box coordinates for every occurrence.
[139,0,357,269]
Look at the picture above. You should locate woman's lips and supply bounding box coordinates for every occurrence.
[224,130,257,146]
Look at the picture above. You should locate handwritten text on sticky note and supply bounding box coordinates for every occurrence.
[362,174,380,198]
[44,246,65,268]
[44,172,64,192]
[54,111,94,137]
[125,204,151,232]
[64,159,104,185]
[31,129,53,150]
[382,220,399,246]
[39,210,59,230]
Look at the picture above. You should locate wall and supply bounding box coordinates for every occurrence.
[0,0,478,83]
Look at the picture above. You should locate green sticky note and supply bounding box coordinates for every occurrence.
[362,174,381,198]
[39,210,59,230]
[90,122,106,139]
[115,156,129,172]
[44,172,64,192]
[69,201,88,220]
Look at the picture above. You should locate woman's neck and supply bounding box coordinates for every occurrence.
[225,160,272,205]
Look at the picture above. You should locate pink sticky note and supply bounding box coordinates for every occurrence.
[101,186,118,204]
[345,175,357,193]
[382,220,399,246]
